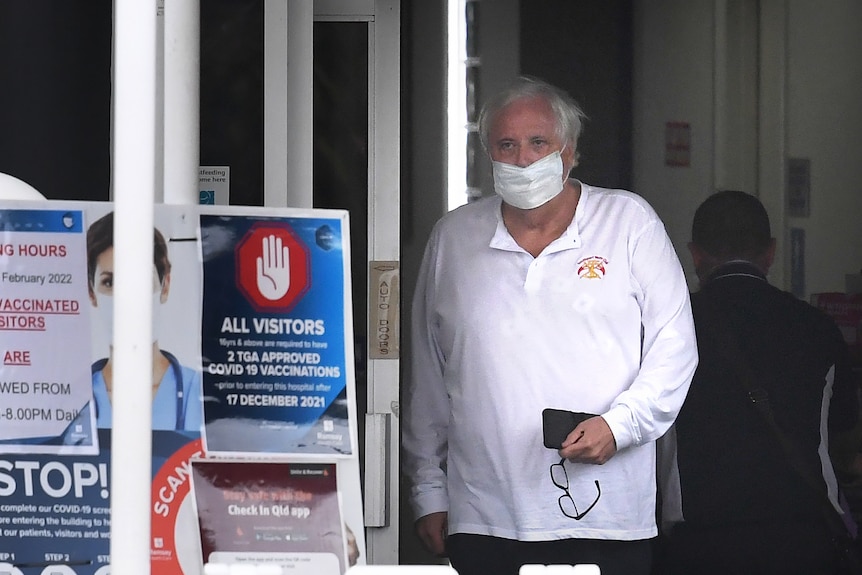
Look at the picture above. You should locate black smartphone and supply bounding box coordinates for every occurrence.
[542,408,596,449]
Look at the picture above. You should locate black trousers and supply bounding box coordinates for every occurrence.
[446,533,652,575]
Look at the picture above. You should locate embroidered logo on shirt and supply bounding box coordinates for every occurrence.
[577,256,608,279]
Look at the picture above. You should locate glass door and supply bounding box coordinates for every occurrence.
[312,2,401,564]
[262,0,400,563]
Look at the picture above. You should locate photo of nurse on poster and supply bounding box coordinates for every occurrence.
[85,209,203,431]
[74,207,204,434]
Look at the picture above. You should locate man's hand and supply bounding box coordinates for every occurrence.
[559,416,617,464]
[415,511,448,556]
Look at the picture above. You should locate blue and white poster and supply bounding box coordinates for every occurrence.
[0,202,207,575]
[199,213,355,456]
[0,201,363,575]
[0,207,97,454]
[0,428,204,575]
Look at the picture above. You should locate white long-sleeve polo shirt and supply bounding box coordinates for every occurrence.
[403,183,698,541]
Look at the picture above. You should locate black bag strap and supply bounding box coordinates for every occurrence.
[698,298,855,542]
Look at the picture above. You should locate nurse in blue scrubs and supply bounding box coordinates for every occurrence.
[86,211,203,432]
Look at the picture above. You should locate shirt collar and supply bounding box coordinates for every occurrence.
[703,260,768,284]
[488,182,585,253]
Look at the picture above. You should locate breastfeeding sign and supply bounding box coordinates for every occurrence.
[200,213,355,457]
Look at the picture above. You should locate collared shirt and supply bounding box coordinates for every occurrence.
[404,183,698,541]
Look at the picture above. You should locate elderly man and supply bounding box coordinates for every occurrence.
[403,77,698,575]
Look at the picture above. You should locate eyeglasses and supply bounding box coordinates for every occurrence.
[549,458,601,520]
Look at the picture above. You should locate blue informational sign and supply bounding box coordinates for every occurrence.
[199,214,352,455]
[0,429,202,575]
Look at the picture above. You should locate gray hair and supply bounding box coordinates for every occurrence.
[477,76,588,158]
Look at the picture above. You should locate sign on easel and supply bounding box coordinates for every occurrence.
[0,200,364,575]
[191,460,353,574]
[198,214,355,457]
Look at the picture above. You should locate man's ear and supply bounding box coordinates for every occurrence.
[688,242,704,270]
[561,140,578,174]
[688,242,711,284]
[762,238,777,273]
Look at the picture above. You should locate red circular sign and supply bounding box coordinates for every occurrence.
[236,222,310,312]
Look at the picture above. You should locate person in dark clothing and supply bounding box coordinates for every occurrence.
[658,190,859,575]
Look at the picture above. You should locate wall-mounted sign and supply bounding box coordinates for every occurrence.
[787,158,811,217]
[665,121,691,167]
[368,261,399,360]
[199,166,230,205]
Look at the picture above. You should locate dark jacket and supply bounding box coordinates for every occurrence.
[671,261,857,527]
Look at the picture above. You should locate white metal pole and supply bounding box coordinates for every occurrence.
[164,0,201,205]
[264,0,313,209]
[264,0,288,207]
[286,0,314,208]
[111,0,157,573]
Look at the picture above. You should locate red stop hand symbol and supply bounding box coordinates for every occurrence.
[237,223,310,312]
[257,234,290,300]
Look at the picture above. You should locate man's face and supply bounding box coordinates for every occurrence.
[488,96,573,168]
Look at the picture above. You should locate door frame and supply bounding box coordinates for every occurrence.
[263,0,401,564]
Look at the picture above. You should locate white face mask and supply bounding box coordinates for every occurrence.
[492,149,567,210]
[93,290,163,345]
